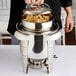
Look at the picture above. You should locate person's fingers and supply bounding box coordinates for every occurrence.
[36,0,44,5]
[35,0,43,5]
[36,0,41,3]
[40,0,44,4]
[24,0,31,4]
[65,21,70,31]
[31,0,36,4]
[67,22,74,32]
[25,0,44,5]
[65,22,74,32]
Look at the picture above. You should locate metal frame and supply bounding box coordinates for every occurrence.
[61,8,66,45]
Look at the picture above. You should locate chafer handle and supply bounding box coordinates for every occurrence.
[25,3,50,9]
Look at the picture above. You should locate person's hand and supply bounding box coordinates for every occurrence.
[65,14,74,32]
[64,7,74,32]
[24,0,44,5]
[24,0,31,4]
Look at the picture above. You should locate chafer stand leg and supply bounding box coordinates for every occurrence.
[20,40,29,74]
[47,40,55,75]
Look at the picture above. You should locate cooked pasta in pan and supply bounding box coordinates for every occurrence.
[22,14,53,23]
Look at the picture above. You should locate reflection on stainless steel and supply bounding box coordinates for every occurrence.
[16,22,59,35]
[15,4,60,74]
[16,20,59,74]
[21,3,55,32]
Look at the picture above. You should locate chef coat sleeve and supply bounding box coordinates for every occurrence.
[60,0,72,7]
[7,0,26,35]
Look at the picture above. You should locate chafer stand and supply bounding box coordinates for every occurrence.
[15,23,61,75]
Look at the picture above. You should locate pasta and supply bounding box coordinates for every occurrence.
[22,14,53,23]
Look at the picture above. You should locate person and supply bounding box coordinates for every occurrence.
[7,0,74,35]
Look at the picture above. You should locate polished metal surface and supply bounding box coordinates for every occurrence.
[22,19,54,31]
[22,3,54,32]
[16,22,59,36]
[23,3,52,15]
[16,3,59,72]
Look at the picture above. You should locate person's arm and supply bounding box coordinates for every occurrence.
[7,0,26,35]
[60,0,74,32]
[64,7,74,32]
